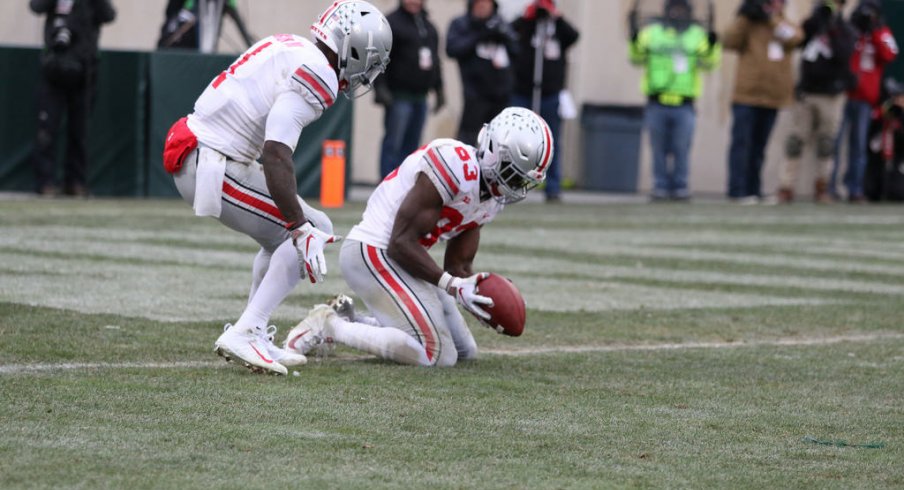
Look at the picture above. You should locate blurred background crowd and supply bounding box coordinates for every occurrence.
[3,0,904,203]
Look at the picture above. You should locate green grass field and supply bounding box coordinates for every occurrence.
[1,197,903,489]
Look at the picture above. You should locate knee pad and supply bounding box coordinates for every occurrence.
[816,135,835,159]
[785,136,804,158]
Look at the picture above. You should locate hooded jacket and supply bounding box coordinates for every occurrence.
[510,2,580,98]
[377,2,443,97]
[446,0,518,101]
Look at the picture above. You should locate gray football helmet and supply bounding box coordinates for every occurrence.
[311,0,392,98]
[477,107,553,204]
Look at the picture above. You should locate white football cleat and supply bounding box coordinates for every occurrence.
[328,293,356,321]
[215,324,288,375]
[261,325,308,367]
[284,304,337,357]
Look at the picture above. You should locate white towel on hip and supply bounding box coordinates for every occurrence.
[193,147,227,217]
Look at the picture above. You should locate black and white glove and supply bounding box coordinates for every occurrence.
[289,222,341,284]
[438,272,494,321]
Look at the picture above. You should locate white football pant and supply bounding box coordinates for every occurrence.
[173,148,332,331]
[333,239,477,367]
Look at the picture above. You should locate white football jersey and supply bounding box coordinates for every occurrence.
[348,139,504,249]
[187,34,338,163]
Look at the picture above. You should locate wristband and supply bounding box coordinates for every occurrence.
[437,272,455,293]
[285,219,313,231]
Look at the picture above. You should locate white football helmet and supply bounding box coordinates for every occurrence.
[311,0,392,98]
[477,107,553,204]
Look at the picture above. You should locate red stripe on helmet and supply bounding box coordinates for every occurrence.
[537,118,553,173]
[319,0,348,24]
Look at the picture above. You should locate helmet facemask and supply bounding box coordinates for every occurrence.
[312,1,392,99]
[338,32,390,98]
[478,126,545,205]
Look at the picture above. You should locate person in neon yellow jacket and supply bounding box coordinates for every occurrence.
[629,0,721,201]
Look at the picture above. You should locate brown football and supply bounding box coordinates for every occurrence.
[475,273,526,337]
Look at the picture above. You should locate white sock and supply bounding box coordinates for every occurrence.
[235,239,299,331]
[328,316,429,366]
[248,248,272,303]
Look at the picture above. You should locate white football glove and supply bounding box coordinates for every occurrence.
[290,222,341,284]
[438,272,494,320]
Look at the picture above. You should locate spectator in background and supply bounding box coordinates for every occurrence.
[629,0,721,201]
[831,0,898,203]
[864,79,904,201]
[374,0,444,179]
[511,0,579,203]
[157,0,254,51]
[30,0,116,197]
[723,0,801,203]
[777,0,855,204]
[446,0,518,146]
[158,0,199,49]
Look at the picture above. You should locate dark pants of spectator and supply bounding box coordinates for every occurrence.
[379,96,427,179]
[456,96,509,148]
[645,102,696,198]
[33,76,90,194]
[511,93,561,199]
[832,99,872,199]
[727,104,777,198]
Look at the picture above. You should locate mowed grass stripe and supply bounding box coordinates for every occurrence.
[480,240,904,278]
[481,251,904,296]
[7,229,904,281]
[5,332,902,375]
[0,256,340,322]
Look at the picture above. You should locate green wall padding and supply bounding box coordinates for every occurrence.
[0,48,148,195]
[885,0,904,82]
[90,50,148,196]
[0,47,43,192]
[0,46,353,198]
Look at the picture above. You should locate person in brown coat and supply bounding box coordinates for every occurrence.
[723,0,802,202]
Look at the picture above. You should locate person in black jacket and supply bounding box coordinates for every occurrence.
[777,0,855,203]
[30,0,116,197]
[446,0,518,146]
[374,0,445,179]
[510,0,579,202]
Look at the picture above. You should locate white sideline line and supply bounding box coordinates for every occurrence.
[2,333,902,374]
[0,361,223,374]
[481,333,904,356]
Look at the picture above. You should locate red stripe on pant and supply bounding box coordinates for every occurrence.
[222,180,286,223]
[365,245,437,362]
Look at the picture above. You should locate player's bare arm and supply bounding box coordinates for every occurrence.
[387,173,446,284]
[443,226,481,278]
[260,140,306,225]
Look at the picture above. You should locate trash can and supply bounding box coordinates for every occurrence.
[581,104,644,192]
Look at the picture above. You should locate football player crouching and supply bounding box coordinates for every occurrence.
[284,107,554,366]
[161,0,392,375]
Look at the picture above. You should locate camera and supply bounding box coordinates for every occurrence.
[51,17,72,51]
